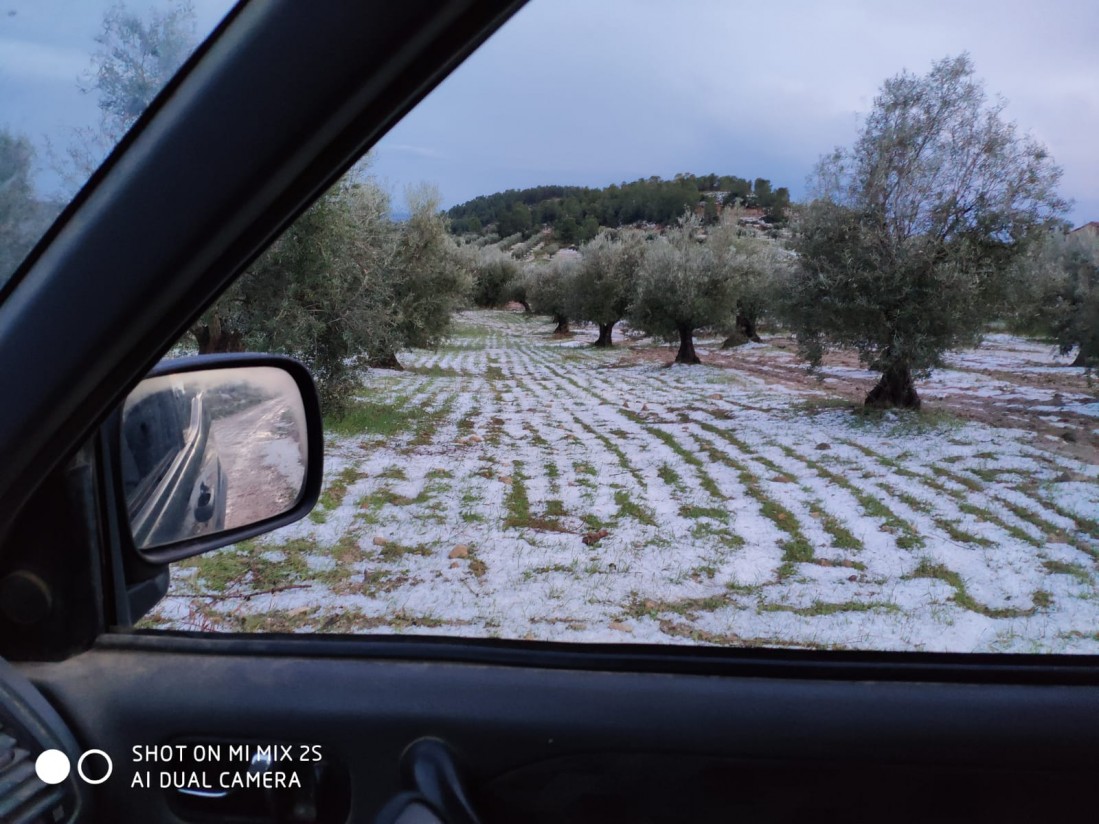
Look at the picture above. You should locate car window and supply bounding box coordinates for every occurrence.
[12,1,1099,652]
[0,0,235,288]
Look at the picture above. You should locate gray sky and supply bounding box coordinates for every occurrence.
[371,0,1098,225]
[2,0,1096,226]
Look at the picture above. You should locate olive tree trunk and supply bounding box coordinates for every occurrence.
[552,314,570,335]
[368,351,404,370]
[865,361,920,409]
[191,314,243,354]
[721,313,762,348]
[675,325,701,364]
[594,322,615,347]
[1071,346,1095,367]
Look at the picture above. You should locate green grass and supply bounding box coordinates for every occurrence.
[658,463,683,487]
[582,514,609,530]
[788,398,856,415]
[501,462,564,530]
[778,444,923,550]
[503,465,530,526]
[522,421,549,447]
[328,396,423,437]
[892,490,934,514]
[614,489,657,526]
[690,433,815,578]
[814,510,862,550]
[1042,559,1091,583]
[625,592,728,620]
[689,521,745,548]
[467,547,488,578]
[523,563,576,579]
[646,426,724,500]
[969,467,1002,483]
[844,440,1051,549]
[758,499,799,536]
[779,536,815,578]
[405,364,469,378]
[935,518,994,547]
[356,485,433,524]
[179,538,312,594]
[679,504,727,520]
[568,415,644,484]
[456,404,480,433]
[761,599,900,617]
[848,405,964,435]
[909,559,1049,618]
[319,466,365,510]
[377,542,432,563]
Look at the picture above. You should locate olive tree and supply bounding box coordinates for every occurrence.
[572,229,647,347]
[192,179,390,413]
[192,178,467,414]
[1012,231,1099,369]
[629,219,740,364]
[786,54,1068,410]
[507,273,533,314]
[62,0,196,182]
[466,245,520,308]
[786,54,1066,408]
[705,226,790,347]
[527,253,578,335]
[0,131,52,285]
[365,185,471,369]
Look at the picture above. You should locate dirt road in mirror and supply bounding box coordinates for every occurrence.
[210,396,305,529]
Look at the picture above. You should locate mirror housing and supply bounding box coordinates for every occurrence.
[109,354,323,565]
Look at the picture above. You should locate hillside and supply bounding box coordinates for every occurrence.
[447,173,791,243]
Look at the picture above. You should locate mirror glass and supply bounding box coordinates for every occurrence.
[121,365,308,550]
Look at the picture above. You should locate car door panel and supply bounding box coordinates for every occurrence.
[20,637,1099,821]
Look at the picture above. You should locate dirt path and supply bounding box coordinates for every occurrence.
[211,397,304,529]
[626,334,1099,465]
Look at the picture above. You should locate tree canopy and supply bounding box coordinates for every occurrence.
[61,0,196,183]
[527,254,579,335]
[571,229,648,346]
[785,54,1067,408]
[192,177,468,414]
[0,131,53,285]
[629,219,742,364]
[1012,230,1099,369]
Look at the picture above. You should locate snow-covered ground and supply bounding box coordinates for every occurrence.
[145,312,1099,653]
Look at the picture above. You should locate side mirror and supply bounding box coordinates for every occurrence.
[112,354,323,563]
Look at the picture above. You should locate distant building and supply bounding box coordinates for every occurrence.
[1069,221,1099,238]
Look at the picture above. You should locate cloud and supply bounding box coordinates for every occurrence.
[371,0,1098,224]
[0,38,85,82]
[375,143,445,160]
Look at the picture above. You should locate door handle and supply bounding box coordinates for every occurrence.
[375,739,480,824]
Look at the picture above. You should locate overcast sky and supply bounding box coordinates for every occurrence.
[2,0,1096,226]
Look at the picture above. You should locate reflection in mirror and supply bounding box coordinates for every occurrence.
[121,366,308,550]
